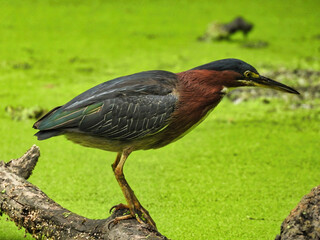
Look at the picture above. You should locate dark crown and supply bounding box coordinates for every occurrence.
[192,58,259,75]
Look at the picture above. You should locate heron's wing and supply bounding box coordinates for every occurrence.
[34,70,178,141]
[62,70,178,110]
[80,94,177,140]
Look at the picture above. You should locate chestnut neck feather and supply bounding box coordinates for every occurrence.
[174,69,229,121]
[149,69,240,148]
[176,69,242,103]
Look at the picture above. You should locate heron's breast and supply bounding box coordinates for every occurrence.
[144,94,223,149]
[65,132,128,152]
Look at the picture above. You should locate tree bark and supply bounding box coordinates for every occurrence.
[0,145,168,240]
[275,186,320,240]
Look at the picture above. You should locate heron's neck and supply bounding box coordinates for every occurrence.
[177,70,226,103]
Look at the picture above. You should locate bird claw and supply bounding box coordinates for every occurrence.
[107,204,157,230]
[107,214,135,230]
[107,219,116,230]
[109,203,129,214]
[136,207,157,230]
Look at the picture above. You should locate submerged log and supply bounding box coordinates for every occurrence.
[0,145,167,240]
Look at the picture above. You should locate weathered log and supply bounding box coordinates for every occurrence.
[0,145,168,240]
[275,186,320,240]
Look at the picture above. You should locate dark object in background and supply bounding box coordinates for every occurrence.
[198,16,254,41]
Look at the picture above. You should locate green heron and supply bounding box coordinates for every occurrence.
[33,58,299,229]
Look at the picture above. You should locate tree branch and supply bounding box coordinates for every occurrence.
[0,145,168,240]
[275,186,320,240]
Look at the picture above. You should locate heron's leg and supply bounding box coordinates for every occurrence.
[112,152,121,172]
[112,149,157,229]
[109,153,130,212]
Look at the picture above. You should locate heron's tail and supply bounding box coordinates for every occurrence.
[34,130,63,140]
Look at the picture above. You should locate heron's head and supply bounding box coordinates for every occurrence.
[193,58,299,94]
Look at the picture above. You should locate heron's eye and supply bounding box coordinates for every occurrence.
[244,70,252,78]
[244,70,259,79]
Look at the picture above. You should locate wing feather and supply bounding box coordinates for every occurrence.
[78,95,177,140]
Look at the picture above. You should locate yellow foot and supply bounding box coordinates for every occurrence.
[134,205,157,230]
[108,204,157,230]
[109,203,129,213]
[107,214,134,230]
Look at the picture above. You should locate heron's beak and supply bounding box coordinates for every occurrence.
[251,76,300,94]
